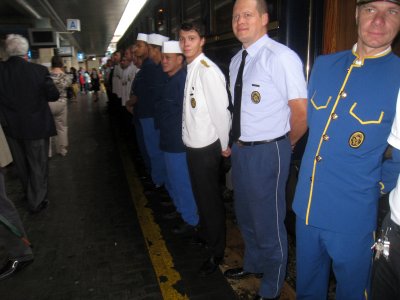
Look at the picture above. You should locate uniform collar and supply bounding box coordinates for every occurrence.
[168,66,185,79]
[352,43,392,60]
[187,53,205,71]
[243,34,269,58]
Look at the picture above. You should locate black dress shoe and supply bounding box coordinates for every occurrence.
[172,223,196,234]
[163,211,179,220]
[253,295,280,300]
[29,200,48,214]
[185,235,207,247]
[198,256,223,277]
[0,258,34,281]
[224,267,263,280]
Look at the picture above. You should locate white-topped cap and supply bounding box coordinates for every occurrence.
[162,41,182,54]
[137,33,148,42]
[148,33,169,46]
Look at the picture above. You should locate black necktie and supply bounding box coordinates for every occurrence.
[232,50,248,142]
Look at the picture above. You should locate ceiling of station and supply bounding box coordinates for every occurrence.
[0,0,130,56]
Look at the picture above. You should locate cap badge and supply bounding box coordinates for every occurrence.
[349,131,365,148]
[251,91,261,104]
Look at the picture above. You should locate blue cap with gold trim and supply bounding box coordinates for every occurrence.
[357,0,400,5]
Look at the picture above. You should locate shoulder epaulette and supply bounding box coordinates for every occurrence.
[200,60,210,68]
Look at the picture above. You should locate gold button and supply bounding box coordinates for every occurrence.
[331,113,338,120]
[315,155,322,162]
[322,134,329,141]
[340,91,347,98]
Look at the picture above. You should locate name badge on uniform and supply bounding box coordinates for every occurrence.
[191,98,196,108]
[251,91,261,104]
[349,131,365,148]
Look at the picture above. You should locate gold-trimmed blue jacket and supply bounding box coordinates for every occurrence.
[293,48,400,234]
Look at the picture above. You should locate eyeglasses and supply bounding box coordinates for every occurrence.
[232,12,256,22]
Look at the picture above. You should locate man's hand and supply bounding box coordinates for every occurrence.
[288,98,307,146]
[222,147,231,157]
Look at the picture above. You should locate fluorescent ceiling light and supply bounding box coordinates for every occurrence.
[108,0,148,51]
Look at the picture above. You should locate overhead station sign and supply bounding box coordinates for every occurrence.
[67,19,81,31]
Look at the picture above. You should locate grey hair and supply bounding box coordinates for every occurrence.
[5,34,29,57]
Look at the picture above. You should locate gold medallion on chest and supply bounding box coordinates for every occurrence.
[251,91,261,104]
[349,131,365,148]
[191,98,196,108]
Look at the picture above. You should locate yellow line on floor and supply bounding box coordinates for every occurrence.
[118,139,188,300]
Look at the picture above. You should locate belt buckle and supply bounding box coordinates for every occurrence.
[236,140,244,147]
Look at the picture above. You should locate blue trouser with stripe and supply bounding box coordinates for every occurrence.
[296,218,373,300]
[164,151,198,226]
[232,138,291,298]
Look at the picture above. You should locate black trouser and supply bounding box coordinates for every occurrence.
[6,137,49,210]
[372,212,400,300]
[186,140,226,258]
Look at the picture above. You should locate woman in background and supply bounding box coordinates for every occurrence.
[90,68,100,102]
[48,56,71,157]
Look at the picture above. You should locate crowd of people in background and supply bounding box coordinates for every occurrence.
[0,1,399,300]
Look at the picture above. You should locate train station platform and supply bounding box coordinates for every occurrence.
[0,92,296,300]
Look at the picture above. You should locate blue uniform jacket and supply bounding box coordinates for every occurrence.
[293,49,400,234]
[134,58,167,119]
[155,68,187,153]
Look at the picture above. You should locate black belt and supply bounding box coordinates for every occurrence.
[236,133,289,146]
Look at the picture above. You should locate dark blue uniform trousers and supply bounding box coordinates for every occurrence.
[296,218,373,300]
[132,115,151,174]
[232,138,290,298]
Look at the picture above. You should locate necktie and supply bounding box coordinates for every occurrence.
[232,50,248,142]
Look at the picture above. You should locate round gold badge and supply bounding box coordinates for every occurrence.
[191,98,196,108]
[251,91,261,104]
[349,131,365,148]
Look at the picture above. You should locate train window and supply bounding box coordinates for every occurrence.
[267,0,279,23]
[168,0,182,39]
[211,0,234,35]
[182,0,201,24]
[155,7,167,34]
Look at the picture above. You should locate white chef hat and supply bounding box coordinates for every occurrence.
[162,41,182,54]
[136,33,148,42]
[148,33,169,46]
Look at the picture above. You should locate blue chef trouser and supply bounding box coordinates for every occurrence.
[231,138,291,299]
[164,151,199,226]
[139,118,167,187]
[296,217,373,300]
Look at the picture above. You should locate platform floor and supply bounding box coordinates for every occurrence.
[0,92,297,300]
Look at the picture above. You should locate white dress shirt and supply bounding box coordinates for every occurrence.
[229,34,307,141]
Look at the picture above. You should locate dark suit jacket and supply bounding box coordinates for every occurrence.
[0,56,59,139]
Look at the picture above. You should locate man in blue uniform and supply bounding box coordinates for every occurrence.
[156,41,199,234]
[135,33,169,192]
[224,1,307,299]
[293,1,400,299]
[131,33,151,177]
